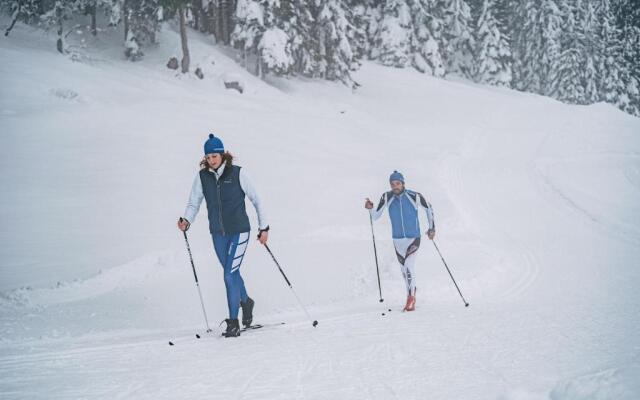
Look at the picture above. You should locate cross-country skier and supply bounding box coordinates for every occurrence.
[177,134,269,337]
[365,171,435,311]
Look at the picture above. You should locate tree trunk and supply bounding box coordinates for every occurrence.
[220,0,228,44]
[202,1,213,34]
[257,50,263,78]
[214,0,223,43]
[123,0,129,42]
[193,0,203,32]
[56,5,64,54]
[90,2,97,36]
[4,2,21,37]
[179,5,190,73]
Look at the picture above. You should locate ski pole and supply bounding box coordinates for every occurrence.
[262,243,318,327]
[432,240,469,307]
[368,212,384,303]
[179,218,213,332]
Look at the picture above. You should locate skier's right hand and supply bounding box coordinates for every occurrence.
[177,217,190,232]
[365,198,374,209]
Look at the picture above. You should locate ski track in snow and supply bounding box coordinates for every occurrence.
[533,154,640,246]
[1,21,640,400]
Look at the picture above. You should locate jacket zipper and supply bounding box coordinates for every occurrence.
[399,194,406,237]
[216,176,226,235]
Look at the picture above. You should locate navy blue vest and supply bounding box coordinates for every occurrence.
[199,165,251,235]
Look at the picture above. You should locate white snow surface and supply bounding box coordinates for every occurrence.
[1,22,639,400]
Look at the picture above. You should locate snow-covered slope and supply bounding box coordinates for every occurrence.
[1,23,639,400]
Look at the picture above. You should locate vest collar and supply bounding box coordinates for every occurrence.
[209,162,227,178]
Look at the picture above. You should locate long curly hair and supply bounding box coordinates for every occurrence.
[200,151,234,170]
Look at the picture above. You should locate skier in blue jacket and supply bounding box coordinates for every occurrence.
[365,171,435,311]
[178,134,269,337]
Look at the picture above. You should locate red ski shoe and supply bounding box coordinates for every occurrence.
[403,288,417,312]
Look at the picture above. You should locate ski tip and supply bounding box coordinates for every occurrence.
[168,341,174,346]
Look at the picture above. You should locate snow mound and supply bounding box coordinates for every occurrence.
[0,252,178,308]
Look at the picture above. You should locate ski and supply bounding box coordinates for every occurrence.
[168,322,286,345]
[243,321,286,332]
[233,322,286,335]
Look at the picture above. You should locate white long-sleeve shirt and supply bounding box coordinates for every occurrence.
[183,163,268,230]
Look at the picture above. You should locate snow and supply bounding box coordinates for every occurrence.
[1,21,640,399]
[550,364,640,400]
[259,27,293,73]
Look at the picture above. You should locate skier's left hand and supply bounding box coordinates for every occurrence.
[258,230,269,245]
[427,229,435,240]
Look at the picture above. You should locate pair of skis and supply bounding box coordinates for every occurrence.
[168,322,286,346]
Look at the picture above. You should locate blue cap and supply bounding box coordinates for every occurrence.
[389,170,405,183]
[204,134,224,155]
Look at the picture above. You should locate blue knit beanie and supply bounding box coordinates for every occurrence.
[389,170,405,183]
[204,134,224,155]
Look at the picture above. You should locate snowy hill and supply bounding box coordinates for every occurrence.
[1,23,639,400]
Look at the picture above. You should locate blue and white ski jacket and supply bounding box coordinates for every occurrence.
[370,189,435,239]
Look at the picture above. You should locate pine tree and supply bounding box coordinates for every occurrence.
[212,0,236,44]
[344,0,371,62]
[40,0,85,53]
[126,0,161,47]
[3,0,42,37]
[364,0,383,59]
[511,0,562,96]
[256,0,295,76]
[538,0,562,96]
[103,0,125,27]
[556,0,586,103]
[438,0,474,77]
[511,0,538,92]
[473,0,511,86]
[311,0,357,87]
[410,0,445,77]
[232,0,265,73]
[287,0,315,77]
[614,0,640,115]
[595,0,638,115]
[372,0,412,67]
[258,26,293,76]
[581,0,600,103]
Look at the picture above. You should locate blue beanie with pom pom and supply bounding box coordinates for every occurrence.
[204,134,224,155]
[389,170,405,183]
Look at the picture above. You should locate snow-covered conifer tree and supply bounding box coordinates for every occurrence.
[439,0,474,77]
[556,0,586,103]
[232,0,265,72]
[473,0,511,86]
[372,0,412,67]
[409,0,445,77]
[312,0,357,87]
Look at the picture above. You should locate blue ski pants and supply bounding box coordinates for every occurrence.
[212,232,250,319]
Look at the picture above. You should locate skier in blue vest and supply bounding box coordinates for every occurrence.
[365,171,435,311]
[178,134,269,337]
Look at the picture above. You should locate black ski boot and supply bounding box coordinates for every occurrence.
[241,297,255,328]
[223,318,241,338]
